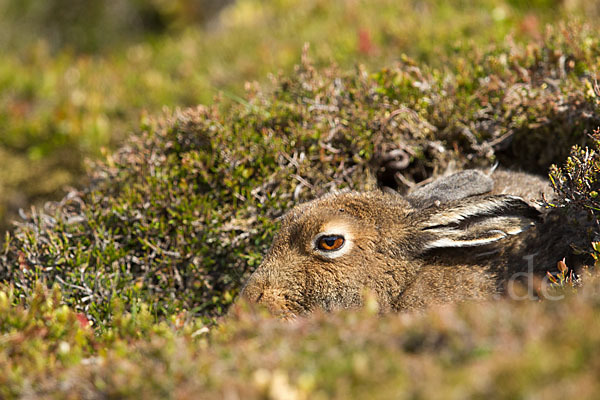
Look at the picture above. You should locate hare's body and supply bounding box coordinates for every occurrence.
[241,170,589,316]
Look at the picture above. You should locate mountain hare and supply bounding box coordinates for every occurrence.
[240,169,588,316]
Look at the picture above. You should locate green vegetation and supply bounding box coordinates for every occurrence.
[1,0,598,230]
[2,0,600,397]
[2,275,600,398]
[550,130,600,223]
[3,21,600,327]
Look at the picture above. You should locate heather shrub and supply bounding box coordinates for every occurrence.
[2,0,598,231]
[2,23,600,328]
[548,129,600,266]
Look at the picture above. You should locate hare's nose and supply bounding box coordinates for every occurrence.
[241,277,289,313]
[240,279,265,304]
[243,287,265,304]
[241,274,274,302]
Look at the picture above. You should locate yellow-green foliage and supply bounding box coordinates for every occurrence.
[550,132,600,218]
[1,0,598,230]
[548,130,600,262]
[2,276,600,398]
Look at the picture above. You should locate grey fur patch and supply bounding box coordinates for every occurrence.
[407,170,494,209]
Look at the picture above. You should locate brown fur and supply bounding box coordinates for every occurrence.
[240,169,590,316]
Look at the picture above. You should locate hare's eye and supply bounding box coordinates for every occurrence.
[317,235,345,251]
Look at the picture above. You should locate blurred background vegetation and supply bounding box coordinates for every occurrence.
[1,0,599,232]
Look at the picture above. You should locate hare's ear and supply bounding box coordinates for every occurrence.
[416,195,540,250]
[407,170,494,209]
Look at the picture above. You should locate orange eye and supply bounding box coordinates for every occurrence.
[317,235,345,251]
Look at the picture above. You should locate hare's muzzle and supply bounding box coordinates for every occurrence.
[240,266,309,317]
[239,275,264,304]
[240,275,284,312]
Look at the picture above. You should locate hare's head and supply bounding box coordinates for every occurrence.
[240,171,541,316]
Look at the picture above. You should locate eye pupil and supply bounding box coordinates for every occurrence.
[324,237,336,247]
[317,235,345,251]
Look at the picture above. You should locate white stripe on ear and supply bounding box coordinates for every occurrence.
[419,196,539,251]
[423,222,536,250]
[424,230,509,250]
[423,196,525,227]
